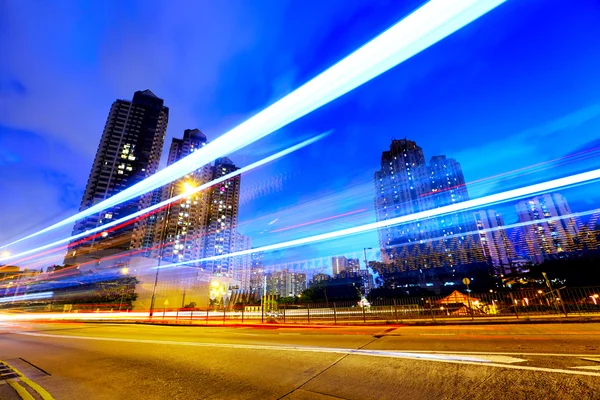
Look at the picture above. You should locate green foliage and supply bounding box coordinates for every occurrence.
[51,276,139,310]
[300,277,363,303]
[516,252,600,288]
[278,296,297,304]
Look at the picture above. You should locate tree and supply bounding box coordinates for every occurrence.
[278,296,297,304]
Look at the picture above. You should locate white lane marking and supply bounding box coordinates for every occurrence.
[572,366,600,371]
[14,332,600,377]
[457,355,525,364]
[401,350,600,358]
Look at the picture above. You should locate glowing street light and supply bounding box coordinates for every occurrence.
[0,251,9,258]
[182,181,196,196]
[591,294,599,305]
[120,267,129,275]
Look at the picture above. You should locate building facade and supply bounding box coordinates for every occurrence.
[137,129,213,265]
[266,269,307,297]
[204,158,241,278]
[66,90,168,263]
[473,209,516,276]
[515,193,579,264]
[233,233,252,292]
[374,139,482,272]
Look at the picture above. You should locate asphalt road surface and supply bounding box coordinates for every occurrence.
[0,322,599,399]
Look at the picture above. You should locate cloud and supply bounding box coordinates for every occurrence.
[0,126,87,245]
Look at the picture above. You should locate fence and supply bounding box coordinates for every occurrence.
[143,286,600,325]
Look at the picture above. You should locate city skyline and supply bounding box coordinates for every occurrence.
[2,1,600,269]
[2,3,600,398]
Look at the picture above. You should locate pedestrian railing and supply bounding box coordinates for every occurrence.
[3,286,599,324]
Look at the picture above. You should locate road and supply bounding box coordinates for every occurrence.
[0,322,599,399]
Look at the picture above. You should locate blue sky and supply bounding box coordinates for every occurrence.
[1,0,600,271]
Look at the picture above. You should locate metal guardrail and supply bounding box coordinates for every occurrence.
[2,286,599,324]
[139,286,600,325]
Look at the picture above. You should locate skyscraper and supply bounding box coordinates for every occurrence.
[266,269,307,297]
[473,209,515,276]
[66,90,168,263]
[515,193,578,264]
[332,256,361,277]
[233,233,252,292]
[249,252,265,299]
[332,256,349,276]
[136,129,213,265]
[374,139,482,272]
[204,157,241,277]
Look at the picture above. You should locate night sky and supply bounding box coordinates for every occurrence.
[1,0,600,271]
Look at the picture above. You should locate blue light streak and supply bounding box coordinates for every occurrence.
[0,291,54,303]
[155,168,600,269]
[0,134,329,264]
[0,0,507,250]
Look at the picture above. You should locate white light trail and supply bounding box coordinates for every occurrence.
[386,208,600,252]
[1,0,507,250]
[0,291,53,303]
[156,168,600,269]
[0,134,329,264]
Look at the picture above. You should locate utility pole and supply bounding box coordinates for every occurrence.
[363,247,372,295]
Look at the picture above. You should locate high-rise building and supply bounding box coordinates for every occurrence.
[137,129,213,265]
[66,90,168,263]
[374,139,482,272]
[249,252,264,298]
[233,233,252,292]
[332,256,361,277]
[347,258,361,274]
[204,157,241,277]
[515,193,578,264]
[473,209,516,276]
[332,256,349,276]
[310,273,331,286]
[266,269,307,297]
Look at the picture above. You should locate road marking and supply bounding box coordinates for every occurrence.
[400,350,600,358]
[1,360,55,400]
[14,331,600,377]
[452,355,525,364]
[8,381,35,400]
[572,366,600,371]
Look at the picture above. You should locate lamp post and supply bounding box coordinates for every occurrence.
[363,248,372,271]
[149,180,196,317]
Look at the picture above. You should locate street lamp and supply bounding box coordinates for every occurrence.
[363,247,372,270]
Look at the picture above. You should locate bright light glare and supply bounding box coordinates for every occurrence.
[0,133,328,264]
[157,168,600,269]
[0,0,507,250]
[182,182,195,195]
